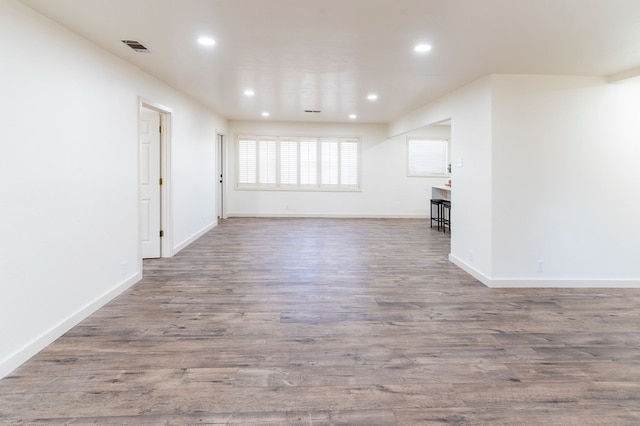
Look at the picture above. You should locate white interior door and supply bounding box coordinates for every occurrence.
[139,108,161,258]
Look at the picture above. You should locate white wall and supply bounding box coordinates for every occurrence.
[391,74,640,288]
[227,120,449,218]
[388,77,495,280]
[171,106,222,250]
[0,0,226,378]
[491,75,640,286]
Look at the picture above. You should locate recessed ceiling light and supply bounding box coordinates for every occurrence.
[261,112,270,117]
[349,114,357,119]
[414,44,432,53]
[367,94,378,101]
[244,89,255,96]
[197,37,216,46]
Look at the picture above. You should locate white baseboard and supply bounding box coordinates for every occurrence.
[486,278,640,288]
[227,213,429,219]
[449,254,640,288]
[448,254,492,287]
[0,272,142,380]
[172,222,217,255]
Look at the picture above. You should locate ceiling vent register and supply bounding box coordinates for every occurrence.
[121,40,150,53]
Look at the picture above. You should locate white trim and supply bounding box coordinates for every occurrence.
[160,112,173,257]
[172,222,217,255]
[0,273,142,380]
[138,98,173,113]
[449,254,640,288]
[216,131,227,220]
[227,213,429,219]
[608,66,640,83]
[488,279,640,288]
[448,254,492,287]
[235,186,361,193]
[138,98,173,258]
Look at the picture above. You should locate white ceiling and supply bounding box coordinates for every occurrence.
[19,0,640,123]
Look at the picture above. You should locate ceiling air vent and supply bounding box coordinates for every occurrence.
[304,110,321,113]
[121,39,150,53]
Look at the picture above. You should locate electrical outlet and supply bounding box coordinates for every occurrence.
[536,259,544,273]
[121,261,127,276]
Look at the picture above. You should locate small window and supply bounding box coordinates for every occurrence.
[407,138,449,176]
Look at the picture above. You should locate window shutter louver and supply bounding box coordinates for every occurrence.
[238,139,257,184]
[340,139,358,186]
[258,139,277,184]
[280,140,298,185]
[299,138,318,185]
[321,139,339,185]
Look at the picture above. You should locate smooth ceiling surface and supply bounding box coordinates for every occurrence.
[18,0,640,123]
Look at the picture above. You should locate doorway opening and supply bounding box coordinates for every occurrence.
[138,99,173,259]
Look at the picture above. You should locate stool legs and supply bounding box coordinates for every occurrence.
[430,199,443,230]
[441,201,451,233]
[431,199,451,233]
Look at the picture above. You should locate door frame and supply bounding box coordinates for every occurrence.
[216,132,226,220]
[138,97,173,262]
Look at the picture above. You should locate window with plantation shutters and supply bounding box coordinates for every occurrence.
[279,140,298,185]
[320,139,339,185]
[258,139,277,185]
[238,139,257,184]
[299,138,318,185]
[236,135,360,191]
[340,139,358,185]
[407,138,449,176]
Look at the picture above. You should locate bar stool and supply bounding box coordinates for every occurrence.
[441,200,451,233]
[430,199,444,230]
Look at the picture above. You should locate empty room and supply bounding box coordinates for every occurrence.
[1,0,640,424]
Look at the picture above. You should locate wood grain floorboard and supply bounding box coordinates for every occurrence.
[1,218,639,425]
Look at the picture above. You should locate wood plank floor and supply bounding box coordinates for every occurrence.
[1,218,640,425]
